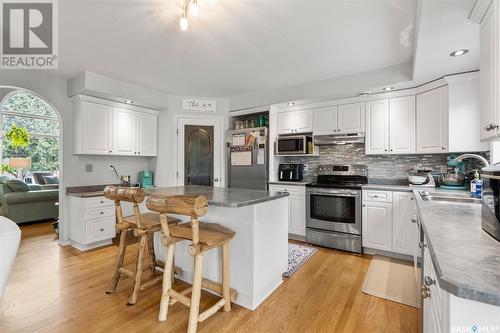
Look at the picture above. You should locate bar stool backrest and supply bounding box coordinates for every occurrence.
[104,186,145,230]
[146,195,208,245]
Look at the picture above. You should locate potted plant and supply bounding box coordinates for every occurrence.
[1,125,30,179]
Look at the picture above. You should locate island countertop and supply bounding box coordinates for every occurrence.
[414,189,500,307]
[145,185,289,208]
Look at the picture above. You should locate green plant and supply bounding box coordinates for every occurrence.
[5,125,30,148]
[0,163,17,178]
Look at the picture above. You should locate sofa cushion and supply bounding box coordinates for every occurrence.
[5,180,30,192]
[42,175,59,185]
[5,189,59,204]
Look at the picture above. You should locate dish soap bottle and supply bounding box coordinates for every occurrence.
[470,170,482,197]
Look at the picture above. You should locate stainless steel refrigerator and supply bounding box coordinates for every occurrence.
[227,127,268,190]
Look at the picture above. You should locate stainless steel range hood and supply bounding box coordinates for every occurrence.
[313,133,365,145]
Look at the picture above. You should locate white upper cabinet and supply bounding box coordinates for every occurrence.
[136,112,158,156]
[77,101,113,155]
[277,109,313,135]
[389,96,416,154]
[365,96,415,155]
[338,102,365,133]
[416,86,449,153]
[365,99,389,154]
[113,108,136,155]
[73,95,159,156]
[313,105,337,135]
[479,0,500,141]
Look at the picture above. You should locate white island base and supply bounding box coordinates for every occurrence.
[153,196,289,310]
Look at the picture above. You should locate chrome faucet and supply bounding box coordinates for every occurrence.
[455,154,490,167]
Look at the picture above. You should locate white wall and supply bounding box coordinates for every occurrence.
[155,95,230,187]
[229,63,411,111]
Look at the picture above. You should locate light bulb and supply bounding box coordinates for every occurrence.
[189,2,199,16]
[180,16,189,31]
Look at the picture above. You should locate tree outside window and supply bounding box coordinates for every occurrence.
[1,91,60,175]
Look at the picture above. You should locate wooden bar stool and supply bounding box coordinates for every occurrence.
[103,186,180,305]
[146,195,236,333]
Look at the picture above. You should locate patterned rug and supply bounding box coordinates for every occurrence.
[283,243,318,278]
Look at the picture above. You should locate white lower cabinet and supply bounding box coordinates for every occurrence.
[68,195,116,251]
[362,190,416,255]
[422,233,500,331]
[269,184,306,238]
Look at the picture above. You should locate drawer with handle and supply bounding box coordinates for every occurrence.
[362,190,392,203]
[86,206,115,219]
[86,218,115,243]
[86,196,114,209]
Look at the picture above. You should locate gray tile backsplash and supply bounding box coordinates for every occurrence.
[280,143,488,181]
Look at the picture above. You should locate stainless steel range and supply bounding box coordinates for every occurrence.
[306,164,367,253]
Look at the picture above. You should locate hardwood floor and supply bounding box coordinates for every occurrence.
[0,222,421,333]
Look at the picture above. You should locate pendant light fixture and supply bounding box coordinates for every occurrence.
[179,0,218,31]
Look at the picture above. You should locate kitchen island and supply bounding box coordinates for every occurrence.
[145,186,289,310]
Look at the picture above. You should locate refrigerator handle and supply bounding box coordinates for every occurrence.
[280,171,283,180]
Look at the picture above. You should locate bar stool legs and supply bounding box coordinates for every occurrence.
[106,229,128,294]
[159,243,176,322]
[187,253,204,333]
[128,233,147,305]
[221,243,231,312]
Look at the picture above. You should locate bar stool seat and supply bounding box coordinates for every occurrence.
[123,212,179,233]
[169,222,235,248]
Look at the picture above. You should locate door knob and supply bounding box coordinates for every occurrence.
[214,178,219,182]
[424,276,435,287]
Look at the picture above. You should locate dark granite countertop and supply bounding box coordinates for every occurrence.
[67,185,289,208]
[414,189,500,307]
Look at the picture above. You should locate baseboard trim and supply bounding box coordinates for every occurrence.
[288,233,305,242]
[363,247,413,262]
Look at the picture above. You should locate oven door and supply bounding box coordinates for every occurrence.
[276,136,306,155]
[306,188,361,235]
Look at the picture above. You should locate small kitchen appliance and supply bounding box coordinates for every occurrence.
[305,164,368,253]
[479,164,500,242]
[275,135,312,155]
[278,164,304,181]
[138,171,154,188]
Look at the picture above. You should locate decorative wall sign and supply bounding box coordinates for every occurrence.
[182,98,217,113]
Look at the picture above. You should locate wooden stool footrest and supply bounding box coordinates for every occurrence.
[198,299,226,323]
[202,278,238,302]
[169,289,191,307]
[139,275,163,291]
[170,287,193,306]
[118,267,134,279]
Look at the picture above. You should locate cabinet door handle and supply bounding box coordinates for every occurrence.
[100,211,104,215]
[421,285,430,299]
[441,147,446,150]
[100,228,104,232]
[390,149,393,152]
[384,149,388,152]
[108,150,112,153]
[410,217,417,224]
[486,123,499,131]
[424,276,435,287]
[362,204,366,207]
[419,241,427,249]
[100,201,104,204]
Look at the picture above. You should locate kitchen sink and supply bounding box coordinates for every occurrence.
[418,190,482,204]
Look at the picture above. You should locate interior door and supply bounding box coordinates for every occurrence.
[177,117,223,187]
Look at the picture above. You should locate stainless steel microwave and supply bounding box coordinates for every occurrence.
[275,135,312,155]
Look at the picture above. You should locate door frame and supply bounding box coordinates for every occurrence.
[176,116,225,187]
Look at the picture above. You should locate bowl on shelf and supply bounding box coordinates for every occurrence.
[408,173,429,185]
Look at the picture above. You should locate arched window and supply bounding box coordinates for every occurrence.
[1,90,60,173]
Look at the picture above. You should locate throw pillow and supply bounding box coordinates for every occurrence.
[5,180,30,192]
[42,175,59,185]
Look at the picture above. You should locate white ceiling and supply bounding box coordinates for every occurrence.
[412,0,479,82]
[54,0,417,97]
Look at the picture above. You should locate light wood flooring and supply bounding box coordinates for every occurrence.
[0,222,421,333]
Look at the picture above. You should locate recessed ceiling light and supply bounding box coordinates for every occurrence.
[383,87,394,92]
[124,99,134,104]
[359,91,371,96]
[450,49,469,57]
[286,102,295,106]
